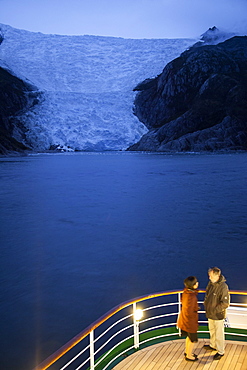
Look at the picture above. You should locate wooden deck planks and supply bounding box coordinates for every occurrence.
[112,339,247,370]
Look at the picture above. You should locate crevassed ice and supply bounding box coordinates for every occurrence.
[0,24,196,151]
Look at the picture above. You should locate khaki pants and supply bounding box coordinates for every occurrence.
[208,318,225,355]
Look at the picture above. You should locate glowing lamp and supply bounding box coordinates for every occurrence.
[134,308,143,321]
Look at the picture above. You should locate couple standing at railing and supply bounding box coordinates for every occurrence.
[177,267,230,362]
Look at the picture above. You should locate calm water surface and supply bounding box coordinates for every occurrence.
[1,152,247,369]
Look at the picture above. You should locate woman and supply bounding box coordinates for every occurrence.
[177,276,199,362]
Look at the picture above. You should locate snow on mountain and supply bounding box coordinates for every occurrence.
[0,24,196,151]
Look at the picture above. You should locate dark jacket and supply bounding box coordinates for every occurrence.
[177,288,199,333]
[204,275,230,320]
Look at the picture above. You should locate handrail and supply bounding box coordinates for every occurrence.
[33,289,247,370]
[33,290,181,370]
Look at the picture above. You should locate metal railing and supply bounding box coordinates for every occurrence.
[34,290,247,370]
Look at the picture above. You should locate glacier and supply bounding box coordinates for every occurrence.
[0,24,197,151]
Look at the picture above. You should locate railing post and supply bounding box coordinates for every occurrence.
[178,292,181,336]
[133,302,140,349]
[90,330,95,370]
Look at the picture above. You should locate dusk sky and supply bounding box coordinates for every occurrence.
[1,0,247,39]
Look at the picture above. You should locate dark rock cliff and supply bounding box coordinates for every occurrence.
[0,67,40,154]
[129,36,247,152]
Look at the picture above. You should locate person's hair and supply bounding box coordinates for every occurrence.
[184,276,198,289]
[208,267,221,276]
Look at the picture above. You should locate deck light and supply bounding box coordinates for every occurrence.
[134,308,143,321]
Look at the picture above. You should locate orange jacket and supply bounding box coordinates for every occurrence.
[177,288,199,333]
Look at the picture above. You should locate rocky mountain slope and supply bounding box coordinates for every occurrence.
[129,35,247,152]
[0,66,41,154]
[0,24,195,154]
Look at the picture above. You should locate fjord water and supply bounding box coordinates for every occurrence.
[1,152,247,369]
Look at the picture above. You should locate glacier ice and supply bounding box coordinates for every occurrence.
[0,24,196,151]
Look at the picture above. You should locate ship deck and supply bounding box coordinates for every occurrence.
[112,338,247,370]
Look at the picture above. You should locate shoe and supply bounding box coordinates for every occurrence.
[203,344,216,351]
[213,353,224,360]
[185,356,198,362]
[184,353,198,359]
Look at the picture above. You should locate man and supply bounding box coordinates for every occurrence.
[203,267,230,360]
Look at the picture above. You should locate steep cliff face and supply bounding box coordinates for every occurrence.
[0,24,196,152]
[0,67,40,154]
[130,36,247,152]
